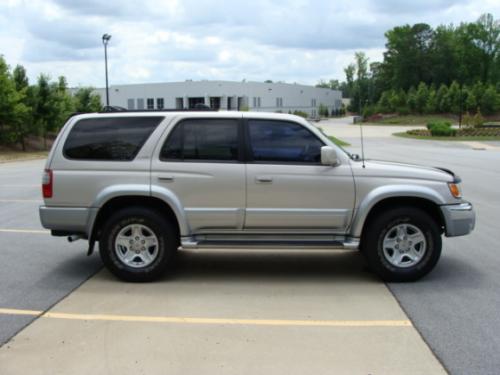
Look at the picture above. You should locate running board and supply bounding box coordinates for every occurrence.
[181,238,359,250]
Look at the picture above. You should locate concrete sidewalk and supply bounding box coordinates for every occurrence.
[0,250,446,375]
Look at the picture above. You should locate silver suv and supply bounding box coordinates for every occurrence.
[39,111,475,282]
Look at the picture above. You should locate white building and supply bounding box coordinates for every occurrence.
[94,80,342,117]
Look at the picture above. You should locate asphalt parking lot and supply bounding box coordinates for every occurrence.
[1,118,499,374]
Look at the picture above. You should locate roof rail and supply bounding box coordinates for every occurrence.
[98,106,218,113]
[101,105,128,112]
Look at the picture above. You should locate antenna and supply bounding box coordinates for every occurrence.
[359,117,366,168]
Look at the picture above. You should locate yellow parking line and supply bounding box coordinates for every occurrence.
[0,199,41,203]
[0,308,412,327]
[0,229,49,234]
[0,308,43,316]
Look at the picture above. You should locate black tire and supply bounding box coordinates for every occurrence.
[99,207,178,282]
[361,206,442,282]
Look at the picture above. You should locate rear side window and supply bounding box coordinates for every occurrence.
[64,117,163,161]
[248,120,324,163]
[160,119,239,161]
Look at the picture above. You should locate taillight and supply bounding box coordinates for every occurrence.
[42,169,53,198]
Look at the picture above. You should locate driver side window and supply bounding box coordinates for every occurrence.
[248,120,324,163]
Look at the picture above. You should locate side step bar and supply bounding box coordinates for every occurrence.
[181,238,360,250]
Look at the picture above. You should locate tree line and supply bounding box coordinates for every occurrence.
[318,13,500,116]
[0,56,102,151]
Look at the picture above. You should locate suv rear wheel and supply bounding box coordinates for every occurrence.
[362,206,442,282]
[99,207,178,282]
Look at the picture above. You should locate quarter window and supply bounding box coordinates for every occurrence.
[160,119,239,161]
[64,117,163,161]
[248,120,324,163]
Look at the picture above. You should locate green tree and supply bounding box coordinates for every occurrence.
[0,57,29,147]
[73,87,102,113]
[480,85,498,114]
[415,82,429,114]
[436,84,451,112]
[406,86,417,113]
[377,91,392,113]
[465,89,478,112]
[446,81,461,114]
[11,65,35,150]
[471,14,500,83]
[425,86,438,113]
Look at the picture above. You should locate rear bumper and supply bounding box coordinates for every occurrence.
[440,202,475,237]
[39,206,96,235]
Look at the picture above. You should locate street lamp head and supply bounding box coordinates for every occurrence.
[102,33,112,44]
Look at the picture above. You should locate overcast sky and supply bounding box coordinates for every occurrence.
[0,0,498,87]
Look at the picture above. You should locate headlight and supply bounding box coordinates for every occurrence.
[448,183,462,199]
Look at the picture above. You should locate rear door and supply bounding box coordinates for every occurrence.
[151,116,246,233]
[244,118,355,232]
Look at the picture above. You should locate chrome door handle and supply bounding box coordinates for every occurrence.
[256,176,273,183]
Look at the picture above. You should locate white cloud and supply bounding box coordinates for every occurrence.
[0,0,498,87]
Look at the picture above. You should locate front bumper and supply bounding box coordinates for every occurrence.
[440,202,475,237]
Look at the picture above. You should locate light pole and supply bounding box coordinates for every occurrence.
[102,33,112,107]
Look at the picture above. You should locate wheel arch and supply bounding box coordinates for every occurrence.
[89,195,188,242]
[351,187,446,239]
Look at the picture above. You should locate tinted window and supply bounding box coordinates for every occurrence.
[64,117,163,161]
[160,119,239,161]
[248,120,323,163]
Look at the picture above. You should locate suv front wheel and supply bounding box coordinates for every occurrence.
[362,206,442,282]
[99,207,178,282]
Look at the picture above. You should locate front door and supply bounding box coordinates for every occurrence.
[244,119,355,233]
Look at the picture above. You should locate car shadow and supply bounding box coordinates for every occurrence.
[161,249,379,284]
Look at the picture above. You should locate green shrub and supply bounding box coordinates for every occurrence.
[427,121,456,136]
[319,103,329,117]
[293,110,308,118]
[462,112,473,128]
[397,106,410,116]
[362,105,377,118]
[472,109,484,128]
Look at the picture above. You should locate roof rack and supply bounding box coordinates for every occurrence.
[99,104,217,113]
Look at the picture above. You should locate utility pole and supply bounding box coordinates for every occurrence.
[102,34,112,107]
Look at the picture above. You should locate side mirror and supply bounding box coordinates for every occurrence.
[321,146,338,166]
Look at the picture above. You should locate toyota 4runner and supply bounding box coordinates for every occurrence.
[39,111,475,282]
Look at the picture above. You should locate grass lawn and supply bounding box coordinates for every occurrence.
[0,150,48,163]
[328,136,351,147]
[367,115,456,126]
[393,132,500,141]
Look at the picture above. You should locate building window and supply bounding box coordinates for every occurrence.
[253,97,257,108]
[147,98,154,110]
[157,98,164,109]
[175,98,184,109]
[311,99,317,107]
[257,97,261,107]
[210,97,221,109]
[276,97,283,108]
[127,99,135,110]
[137,98,144,110]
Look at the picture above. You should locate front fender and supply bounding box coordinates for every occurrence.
[350,184,447,238]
